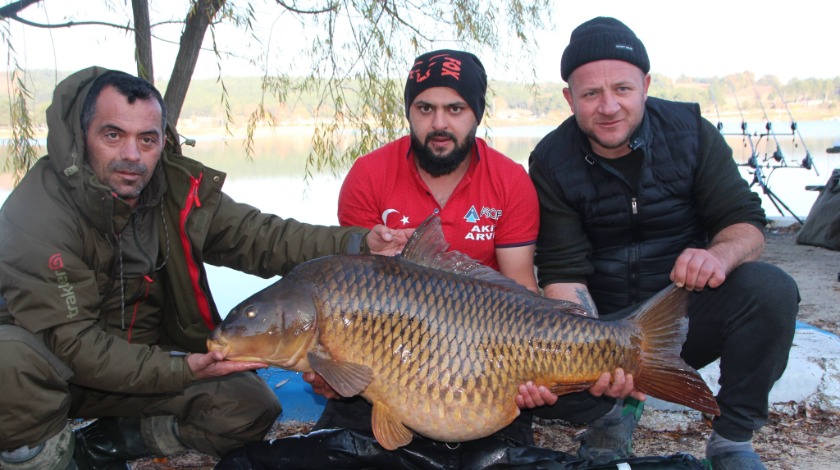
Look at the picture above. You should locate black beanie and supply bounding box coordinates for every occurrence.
[560,17,650,81]
[404,49,487,124]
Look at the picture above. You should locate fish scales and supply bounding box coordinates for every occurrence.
[299,255,639,440]
[208,216,719,449]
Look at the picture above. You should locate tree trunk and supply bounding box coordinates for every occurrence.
[0,0,42,19]
[163,0,225,127]
[131,0,154,83]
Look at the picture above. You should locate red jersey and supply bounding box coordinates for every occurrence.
[338,136,539,270]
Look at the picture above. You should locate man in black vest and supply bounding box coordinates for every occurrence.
[528,17,799,470]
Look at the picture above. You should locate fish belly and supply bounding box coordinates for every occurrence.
[361,374,522,442]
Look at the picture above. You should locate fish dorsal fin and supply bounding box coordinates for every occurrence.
[371,401,414,450]
[399,215,527,291]
[307,351,373,398]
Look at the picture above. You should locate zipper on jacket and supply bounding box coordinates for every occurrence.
[593,157,644,304]
[629,195,642,303]
[178,173,215,330]
[592,148,647,305]
[127,275,153,343]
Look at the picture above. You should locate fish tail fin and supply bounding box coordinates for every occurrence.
[631,285,721,416]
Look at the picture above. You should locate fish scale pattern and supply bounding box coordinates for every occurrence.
[289,254,641,440]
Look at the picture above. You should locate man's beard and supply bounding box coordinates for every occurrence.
[108,160,150,200]
[410,128,475,177]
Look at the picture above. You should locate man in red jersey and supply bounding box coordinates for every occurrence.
[337,49,540,292]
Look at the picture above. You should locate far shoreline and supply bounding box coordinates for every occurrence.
[3,111,840,143]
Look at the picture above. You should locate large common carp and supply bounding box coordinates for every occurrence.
[207,216,719,450]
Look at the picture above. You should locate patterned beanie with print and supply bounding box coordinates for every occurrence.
[560,16,650,81]
[404,49,487,124]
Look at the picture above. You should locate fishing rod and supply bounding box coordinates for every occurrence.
[711,91,723,131]
[752,82,787,166]
[773,84,819,176]
[727,82,805,223]
[725,82,759,169]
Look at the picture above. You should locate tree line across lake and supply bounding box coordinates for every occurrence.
[2,70,837,130]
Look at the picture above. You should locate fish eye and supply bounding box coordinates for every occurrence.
[245,308,258,319]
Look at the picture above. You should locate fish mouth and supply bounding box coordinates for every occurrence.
[206,336,275,363]
[206,337,230,357]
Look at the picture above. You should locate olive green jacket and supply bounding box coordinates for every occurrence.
[0,67,368,395]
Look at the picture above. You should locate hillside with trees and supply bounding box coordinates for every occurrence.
[2,70,837,133]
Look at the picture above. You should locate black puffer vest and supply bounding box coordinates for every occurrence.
[535,98,708,314]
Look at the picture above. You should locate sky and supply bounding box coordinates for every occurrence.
[1,0,836,83]
[539,1,837,82]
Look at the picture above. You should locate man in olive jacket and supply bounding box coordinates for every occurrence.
[0,67,409,470]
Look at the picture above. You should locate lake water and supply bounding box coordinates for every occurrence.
[2,122,839,315]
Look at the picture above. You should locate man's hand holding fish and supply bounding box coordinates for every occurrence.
[188,350,269,380]
[365,225,414,256]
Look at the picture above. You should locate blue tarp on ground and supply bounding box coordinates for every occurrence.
[258,369,326,422]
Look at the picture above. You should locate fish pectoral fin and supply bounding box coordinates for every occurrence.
[371,401,414,450]
[307,351,373,397]
[548,382,593,396]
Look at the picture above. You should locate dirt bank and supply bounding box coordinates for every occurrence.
[761,226,840,337]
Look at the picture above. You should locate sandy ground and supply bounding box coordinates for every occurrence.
[761,226,840,338]
[131,227,840,469]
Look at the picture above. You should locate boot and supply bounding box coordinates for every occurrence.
[139,416,187,457]
[576,397,644,465]
[704,431,767,470]
[0,423,75,470]
[73,418,152,470]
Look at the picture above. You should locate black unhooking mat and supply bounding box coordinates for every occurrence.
[797,168,840,251]
[213,428,707,470]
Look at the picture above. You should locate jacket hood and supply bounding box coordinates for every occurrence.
[44,66,166,233]
[46,66,109,181]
